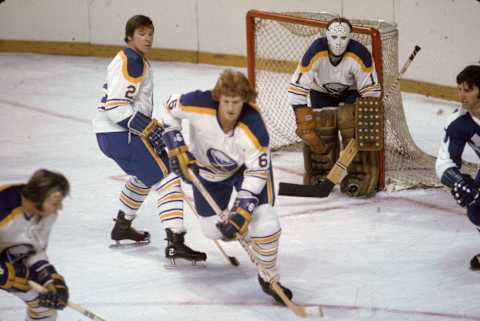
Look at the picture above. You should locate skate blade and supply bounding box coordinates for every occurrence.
[109,240,151,249]
[163,258,207,270]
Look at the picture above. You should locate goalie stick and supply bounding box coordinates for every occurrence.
[279,45,422,198]
[28,281,107,321]
[187,168,324,318]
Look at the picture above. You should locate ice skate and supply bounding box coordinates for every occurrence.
[470,253,480,270]
[109,211,150,248]
[258,275,293,305]
[164,228,206,267]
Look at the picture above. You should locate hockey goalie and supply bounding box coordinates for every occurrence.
[287,17,382,197]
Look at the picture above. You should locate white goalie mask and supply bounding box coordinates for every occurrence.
[326,21,351,57]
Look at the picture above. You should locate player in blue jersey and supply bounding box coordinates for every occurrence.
[436,65,480,270]
[161,70,293,304]
[0,169,70,321]
[288,17,382,196]
[93,14,205,263]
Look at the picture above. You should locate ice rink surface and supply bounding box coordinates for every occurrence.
[1,53,479,321]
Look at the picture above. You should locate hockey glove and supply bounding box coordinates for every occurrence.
[294,106,323,153]
[124,111,165,154]
[452,175,480,207]
[31,260,69,310]
[162,127,198,183]
[441,167,480,207]
[0,260,30,292]
[217,191,259,240]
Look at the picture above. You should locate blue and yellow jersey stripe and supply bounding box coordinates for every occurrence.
[179,91,269,151]
[119,48,147,84]
[299,38,373,73]
[0,184,24,227]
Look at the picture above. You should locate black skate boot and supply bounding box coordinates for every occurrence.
[470,253,480,270]
[258,275,293,305]
[165,228,207,265]
[110,211,150,245]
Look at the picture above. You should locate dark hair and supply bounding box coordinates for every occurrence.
[212,69,257,102]
[456,65,480,90]
[124,15,154,43]
[326,17,353,32]
[22,169,70,210]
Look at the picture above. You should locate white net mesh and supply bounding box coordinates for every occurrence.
[247,11,476,189]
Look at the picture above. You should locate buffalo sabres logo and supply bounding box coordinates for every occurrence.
[322,82,349,96]
[207,148,238,172]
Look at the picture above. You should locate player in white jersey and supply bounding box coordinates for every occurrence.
[288,17,382,196]
[93,15,206,263]
[436,65,480,270]
[0,169,70,321]
[160,70,293,304]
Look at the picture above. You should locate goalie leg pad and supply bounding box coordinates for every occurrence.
[303,108,339,185]
[337,103,379,197]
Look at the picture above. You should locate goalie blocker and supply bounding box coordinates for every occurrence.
[280,97,383,198]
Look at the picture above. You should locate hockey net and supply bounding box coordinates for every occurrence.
[246,10,468,190]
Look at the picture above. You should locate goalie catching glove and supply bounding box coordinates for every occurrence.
[162,127,198,183]
[30,260,69,310]
[293,106,323,153]
[216,191,259,240]
[441,167,480,207]
[122,111,165,154]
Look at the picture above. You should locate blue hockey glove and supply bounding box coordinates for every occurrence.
[452,175,480,207]
[441,167,480,207]
[0,260,30,292]
[31,260,69,310]
[162,127,198,183]
[122,111,165,154]
[217,191,259,240]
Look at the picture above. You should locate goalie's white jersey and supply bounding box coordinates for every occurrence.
[0,184,55,264]
[93,48,154,133]
[288,38,381,107]
[162,91,271,196]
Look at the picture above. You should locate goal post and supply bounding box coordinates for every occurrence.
[245,9,459,191]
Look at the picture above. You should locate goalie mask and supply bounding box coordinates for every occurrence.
[326,20,352,57]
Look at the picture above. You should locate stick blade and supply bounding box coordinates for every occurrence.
[278,180,334,198]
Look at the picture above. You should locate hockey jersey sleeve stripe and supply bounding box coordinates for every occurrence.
[119,50,146,84]
[299,51,328,73]
[287,85,309,96]
[0,207,23,227]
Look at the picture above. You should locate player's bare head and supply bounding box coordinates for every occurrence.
[326,17,352,57]
[124,15,154,43]
[22,169,70,213]
[212,70,257,103]
[456,65,480,94]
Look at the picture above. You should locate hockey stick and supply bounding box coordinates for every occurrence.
[278,45,422,198]
[28,281,107,321]
[182,193,240,266]
[187,168,324,318]
[141,136,239,266]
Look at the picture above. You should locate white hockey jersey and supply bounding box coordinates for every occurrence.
[288,38,381,107]
[162,91,272,196]
[0,184,56,265]
[93,48,154,133]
